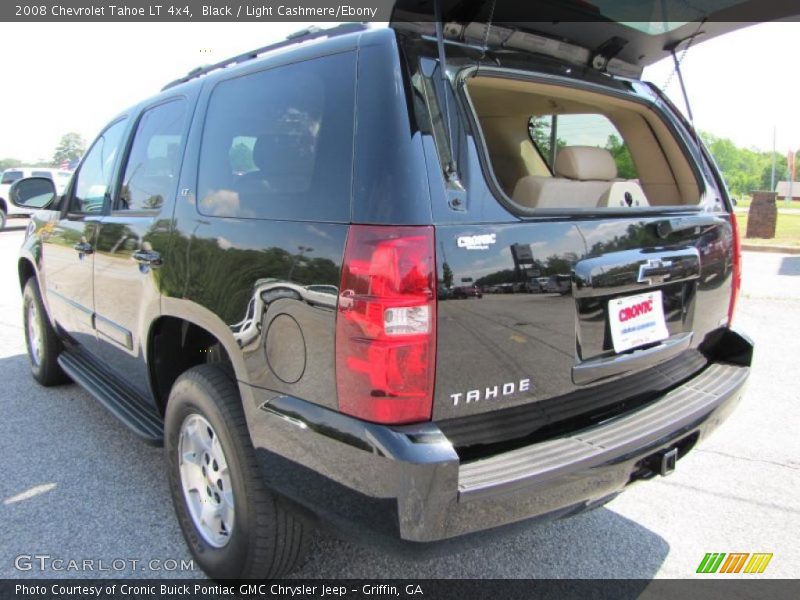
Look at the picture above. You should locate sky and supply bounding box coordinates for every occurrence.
[0,20,797,163]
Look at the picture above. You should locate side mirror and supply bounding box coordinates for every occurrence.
[9,177,57,209]
[731,197,738,206]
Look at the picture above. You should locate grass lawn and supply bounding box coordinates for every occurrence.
[737,211,800,247]
[733,196,752,209]
[733,196,799,212]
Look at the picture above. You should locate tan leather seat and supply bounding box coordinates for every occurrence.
[512,146,618,209]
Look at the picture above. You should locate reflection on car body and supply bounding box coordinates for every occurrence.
[451,284,482,299]
[544,274,572,295]
[231,278,340,347]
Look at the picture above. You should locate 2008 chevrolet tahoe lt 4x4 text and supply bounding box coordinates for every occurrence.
[10,5,770,579]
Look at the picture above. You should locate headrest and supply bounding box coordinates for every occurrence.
[252,134,280,172]
[251,132,314,176]
[555,146,617,181]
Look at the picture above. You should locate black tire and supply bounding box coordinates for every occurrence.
[22,278,70,386]
[0,208,6,230]
[165,364,309,579]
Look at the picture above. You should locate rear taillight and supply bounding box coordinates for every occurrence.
[335,225,436,424]
[728,212,742,326]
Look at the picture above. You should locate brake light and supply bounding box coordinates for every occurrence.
[335,225,436,424]
[728,212,742,326]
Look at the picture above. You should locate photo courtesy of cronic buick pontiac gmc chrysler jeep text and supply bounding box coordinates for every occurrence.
[9,1,784,580]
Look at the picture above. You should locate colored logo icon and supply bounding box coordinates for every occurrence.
[696,553,773,574]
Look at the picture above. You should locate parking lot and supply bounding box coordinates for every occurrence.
[1,224,798,579]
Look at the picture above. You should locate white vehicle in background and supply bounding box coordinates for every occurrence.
[0,167,73,229]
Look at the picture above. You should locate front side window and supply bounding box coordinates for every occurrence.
[119,99,187,211]
[196,52,355,221]
[71,119,128,214]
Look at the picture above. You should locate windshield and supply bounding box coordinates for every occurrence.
[1,170,23,184]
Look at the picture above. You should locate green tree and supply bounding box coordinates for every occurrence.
[544,254,573,276]
[605,134,637,179]
[0,158,22,172]
[52,132,85,166]
[229,142,256,174]
[528,115,567,170]
[0,157,50,170]
[442,261,453,289]
[759,154,788,191]
[475,269,516,287]
[699,131,791,196]
[528,116,551,154]
[527,116,566,167]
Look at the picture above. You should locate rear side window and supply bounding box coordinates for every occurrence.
[196,52,355,221]
[1,170,23,184]
[529,114,638,179]
[118,99,187,211]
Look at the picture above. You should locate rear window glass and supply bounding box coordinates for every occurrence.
[1,170,23,184]
[32,170,54,179]
[196,52,355,221]
[465,75,702,211]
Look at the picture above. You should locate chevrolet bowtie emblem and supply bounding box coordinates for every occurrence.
[638,258,673,285]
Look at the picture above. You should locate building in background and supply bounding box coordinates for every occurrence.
[775,181,800,201]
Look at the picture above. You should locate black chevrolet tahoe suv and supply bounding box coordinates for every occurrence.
[11,9,763,579]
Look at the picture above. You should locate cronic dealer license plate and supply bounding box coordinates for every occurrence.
[609,290,669,353]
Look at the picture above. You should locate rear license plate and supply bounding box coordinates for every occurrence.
[609,290,669,353]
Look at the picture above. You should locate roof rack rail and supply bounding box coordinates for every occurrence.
[161,22,369,91]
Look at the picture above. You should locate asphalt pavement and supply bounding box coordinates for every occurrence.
[1,224,798,579]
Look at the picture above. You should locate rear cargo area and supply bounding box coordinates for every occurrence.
[422,62,737,455]
[464,73,704,211]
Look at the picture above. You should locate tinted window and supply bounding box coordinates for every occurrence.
[197,52,355,221]
[119,100,187,211]
[71,119,128,214]
[32,171,53,179]
[1,170,23,184]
